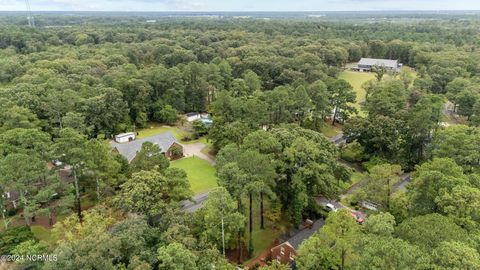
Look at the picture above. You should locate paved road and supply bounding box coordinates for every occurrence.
[315,196,367,220]
[393,172,412,192]
[181,191,210,213]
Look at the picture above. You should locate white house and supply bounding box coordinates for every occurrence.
[114,132,136,143]
[185,113,202,122]
[185,112,211,123]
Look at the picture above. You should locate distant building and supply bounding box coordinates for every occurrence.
[110,132,182,162]
[114,132,136,143]
[356,58,401,72]
[185,112,211,122]
[198,118,213,126]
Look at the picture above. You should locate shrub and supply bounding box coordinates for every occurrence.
[0,226,35,254]
[340,141,366,162]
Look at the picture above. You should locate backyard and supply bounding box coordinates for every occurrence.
[339,70,376,114]
[170,157,218,194]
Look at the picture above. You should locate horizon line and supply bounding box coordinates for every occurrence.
[1,10,480,13]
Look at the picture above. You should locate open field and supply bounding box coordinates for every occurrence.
[170,157,218,194]
[339,70,376,113]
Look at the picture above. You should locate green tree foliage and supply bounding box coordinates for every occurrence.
[115,169,192,217]
[429,125,480,172]
[154,105,178,125]
[354,236,430,270]
[157,242,198,270]
[432,241,480,270]
[356,164,402,210]
[395,213,469,250]
[196,187,245,251]
[130,142,170,173]
[298,209,359,270]
[407,158,469,215]
[0,226,35,254]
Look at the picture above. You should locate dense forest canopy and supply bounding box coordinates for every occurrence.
[0,13,479,270]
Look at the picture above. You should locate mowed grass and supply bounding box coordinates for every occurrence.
[137,123,187,140]
[339,71,376,114]
[136,122,209,145]
[170,157,217,194]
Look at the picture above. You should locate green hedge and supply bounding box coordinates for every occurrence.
[0,226,35,254]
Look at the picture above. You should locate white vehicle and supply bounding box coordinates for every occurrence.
[325,203,337,212]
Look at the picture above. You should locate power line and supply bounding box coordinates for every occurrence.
[25,0,35,28]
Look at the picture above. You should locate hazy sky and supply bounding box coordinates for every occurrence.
[2,0,480,11]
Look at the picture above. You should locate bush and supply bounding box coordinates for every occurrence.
[192,120,208,139]
[0,226,35,254]
[350,198,359,207]
[362,156,388,171]
[7,208,17,217]
[340,141,366,162]
[170,145,183,159]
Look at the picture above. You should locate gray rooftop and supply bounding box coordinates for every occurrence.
[358,58,399,68]
[110,132,179,162]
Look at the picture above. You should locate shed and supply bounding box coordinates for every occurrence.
[114,132,136,143]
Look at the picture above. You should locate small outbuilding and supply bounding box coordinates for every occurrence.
[114,132,136,143]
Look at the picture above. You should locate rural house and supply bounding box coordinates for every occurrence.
[185,112,210,122]
[355,58,401,72]
[110,132,183,163]
[266,219,325,268]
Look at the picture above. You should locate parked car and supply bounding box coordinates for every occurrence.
[325,203,337,212]
[351,212,364,225]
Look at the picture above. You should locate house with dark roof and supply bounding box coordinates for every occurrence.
[356,58,401,72]
[269,219,325,268]
[110,132,183,163]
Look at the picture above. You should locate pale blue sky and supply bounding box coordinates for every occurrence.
[1,0,480,11]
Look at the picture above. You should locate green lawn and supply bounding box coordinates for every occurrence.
[170,157,218,194]
[320,123,343,138]
[339,71,376,112]
[137,123,187,140]
[31,225,54,245]
[136,122,210,145]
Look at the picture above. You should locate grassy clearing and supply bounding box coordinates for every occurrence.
[136,122,210,145]
[137,123,187,140]
[31,225,54,245]
[320,123,343,138]
[170,157,218,194]
[339,71,376,111]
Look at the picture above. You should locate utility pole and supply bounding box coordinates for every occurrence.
[221,210,225,256]
[25,0,35,28]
